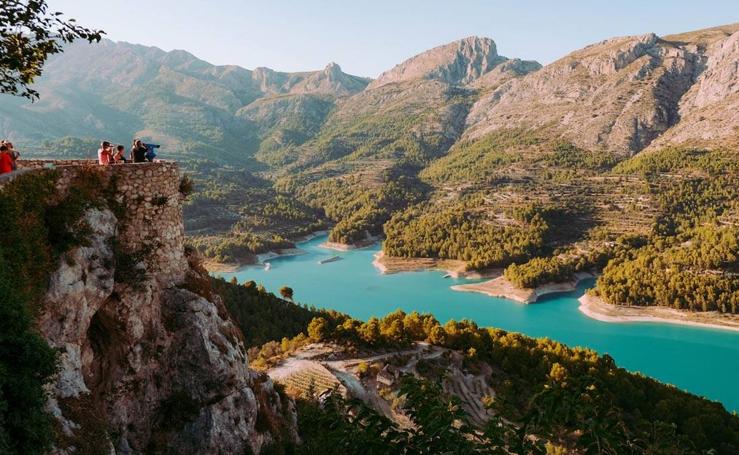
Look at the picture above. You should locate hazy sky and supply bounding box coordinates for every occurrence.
[49,0,739,77]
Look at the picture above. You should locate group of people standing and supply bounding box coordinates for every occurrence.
[0,138,158,176]
[98,139,155,165]
[0,140,19,175]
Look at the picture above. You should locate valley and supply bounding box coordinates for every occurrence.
[215,235,739,412]
[3,10,739,452]
[6,23,738,324]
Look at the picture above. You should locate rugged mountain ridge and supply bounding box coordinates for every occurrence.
[0,40,369,164]
[464,23,739,155]
[648,24,739,149]
[367,36,540,89]
[253,62,370,96]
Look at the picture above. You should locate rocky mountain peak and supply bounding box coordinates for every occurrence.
[324,61,342,75]
[368,36,514,89]
[285,62,370,96]
[463,29,710,155]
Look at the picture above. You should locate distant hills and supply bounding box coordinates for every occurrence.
[3,25,739,274]
[5,24,737,168]
[0,39,370,164]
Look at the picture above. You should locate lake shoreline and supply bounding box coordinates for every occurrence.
[451,272,595,303]
[578,294,739,333]
[202,230,329,273]
[212,233,739,411]
[372,251,482,277]
[321,234,381,252]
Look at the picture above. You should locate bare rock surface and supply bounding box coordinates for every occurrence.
[464,23,739,155]
[252,62,370,97]
[464,33,702,154]
[649,26,739,148]
[40,208,296,454]
[368,36,539,89]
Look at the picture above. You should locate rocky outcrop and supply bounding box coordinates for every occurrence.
[464,32,702,155]
[648,26,739,149]
[470,58,542,91]
[289,63,371,96]
[33,163,296,454]
[368,36,538,89]
[251,63,370,97]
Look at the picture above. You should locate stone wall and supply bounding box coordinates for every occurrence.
[5,160,188,286]
[17,159,98,169]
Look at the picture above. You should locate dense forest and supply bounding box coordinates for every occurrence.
[594,148,739,312]
[184,164,327,263]
[279,165,429,245]
[210,276,326,347]
[384,196,574,269]
[213,279,739,453]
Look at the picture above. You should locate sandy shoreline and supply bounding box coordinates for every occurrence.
[202,260,244,273]
[203,247,308,273]
[372,251,475,277]
[295,230,329,243]
[202,231,329,274]
[579,294,739,332]
[321,235,381,252]
[451,272,594,304]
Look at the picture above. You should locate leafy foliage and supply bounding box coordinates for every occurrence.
[542,141,620,171]
[504,256,575,288]
[0,171,87,453]
[597,162,739,312]
[266,308,739,453]
[0,0,103,99]
[210,277,324,348]
[420,129,538,184]
[285,167,428,245]
[614,146,739,176]
[190,232,294,264]
[597,224,739,312]
[185,167,326,262]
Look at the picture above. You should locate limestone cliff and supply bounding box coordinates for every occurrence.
[367,36,540,89]
[16,161,296,454]
[648,24,739,149]
[251,62,370,97]
[464,23,739,155]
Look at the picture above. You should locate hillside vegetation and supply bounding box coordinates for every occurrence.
[8,25,739,313]
[213,278,739,453]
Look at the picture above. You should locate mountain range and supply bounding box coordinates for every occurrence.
[2,23,739,275]
[2,21,739,453]
[4,24,738,165]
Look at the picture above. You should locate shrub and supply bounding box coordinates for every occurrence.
[178,174,194,197]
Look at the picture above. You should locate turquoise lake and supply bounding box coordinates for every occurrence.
[217,235,739,412]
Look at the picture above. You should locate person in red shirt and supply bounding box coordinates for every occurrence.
[98,141,113,165]
[0,145,13,174]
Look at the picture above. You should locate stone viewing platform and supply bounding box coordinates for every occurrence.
[1,159,188,286]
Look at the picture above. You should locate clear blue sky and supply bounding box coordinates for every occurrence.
[49,0,739,77]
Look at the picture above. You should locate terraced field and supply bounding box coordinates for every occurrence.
[268,343,500,429]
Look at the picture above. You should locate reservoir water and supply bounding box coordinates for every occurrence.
[217,235,739,412]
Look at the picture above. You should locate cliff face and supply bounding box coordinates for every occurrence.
[18,161,296,454]
[464,33,699,154]
[368,36,540,89]
[464,23,739,155]
[648,26,739,149]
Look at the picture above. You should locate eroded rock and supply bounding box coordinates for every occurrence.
[40,206,296,453]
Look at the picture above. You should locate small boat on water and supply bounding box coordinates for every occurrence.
[264,262,271,270]
[318,256,342,265]
[442,273,452,279]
